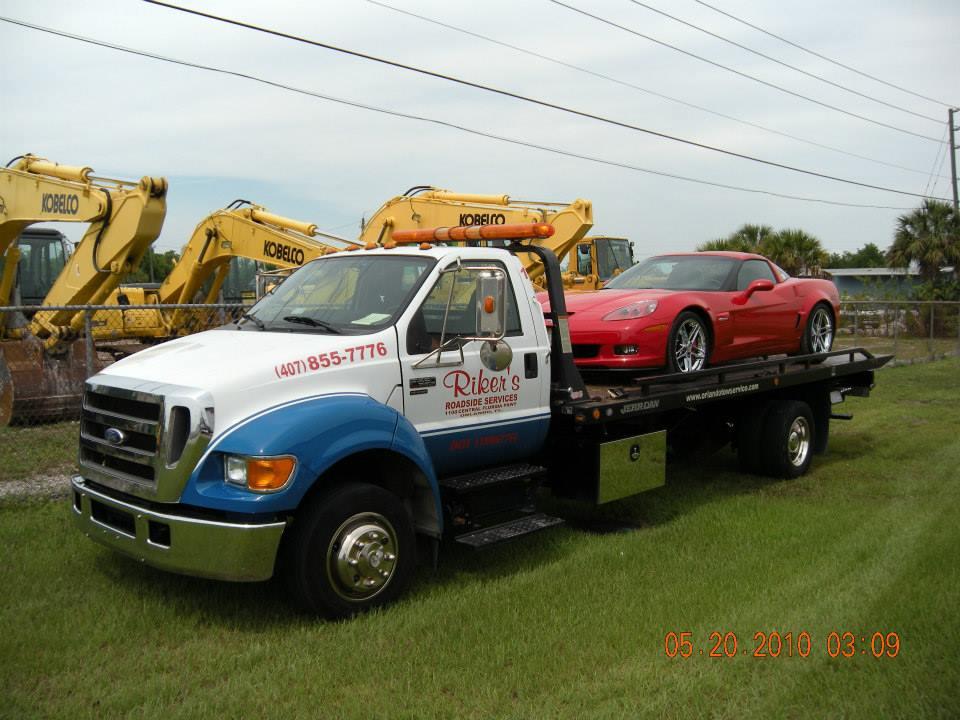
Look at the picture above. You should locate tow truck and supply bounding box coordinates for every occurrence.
[71,222,889,618]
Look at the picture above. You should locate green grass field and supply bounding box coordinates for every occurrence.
[1,360,958,719]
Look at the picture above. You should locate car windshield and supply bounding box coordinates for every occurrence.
[245,254,435,334]
[604,255,737,291]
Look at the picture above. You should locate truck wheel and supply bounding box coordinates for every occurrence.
[759,400,815,479]
[801,303,834,355]
[667,311,710,373]
[283,482,415,619]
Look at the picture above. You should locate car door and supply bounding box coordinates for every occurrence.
[728,259,800,353]
[396,258,551,476]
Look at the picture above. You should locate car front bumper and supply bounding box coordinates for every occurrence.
[71,476,287,582]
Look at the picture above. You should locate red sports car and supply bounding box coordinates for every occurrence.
[542,252,839,373]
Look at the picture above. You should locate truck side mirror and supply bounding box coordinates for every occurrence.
[475,270,506,339]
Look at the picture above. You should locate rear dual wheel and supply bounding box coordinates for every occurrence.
[737,399,815,479]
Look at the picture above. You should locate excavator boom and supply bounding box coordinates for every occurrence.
[99,202,356,340]
[358,188,594,285]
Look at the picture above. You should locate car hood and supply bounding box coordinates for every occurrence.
[538,289,667,318]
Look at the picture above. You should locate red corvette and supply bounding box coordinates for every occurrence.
[542,252,839,373]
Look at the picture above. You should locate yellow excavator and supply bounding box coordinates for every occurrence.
[357,187,596,287]
[99,201,358,340]
[0,154,167,425]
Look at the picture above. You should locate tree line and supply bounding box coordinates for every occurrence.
[698,200,960,298]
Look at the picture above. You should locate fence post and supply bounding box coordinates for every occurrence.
[83,309,95,378]
[892,302,899,357]
[928,304,935,359]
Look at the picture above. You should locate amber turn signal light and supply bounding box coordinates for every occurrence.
[247,457,296,492]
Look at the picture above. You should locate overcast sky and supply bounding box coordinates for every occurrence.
[2,0,957,260]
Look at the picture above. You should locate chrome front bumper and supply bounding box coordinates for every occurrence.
[71,476,287,582]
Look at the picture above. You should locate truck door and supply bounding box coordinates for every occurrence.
[396,259,551,476]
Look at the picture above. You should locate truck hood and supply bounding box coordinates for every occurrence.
[96,325,402,436]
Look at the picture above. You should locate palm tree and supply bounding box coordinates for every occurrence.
[887,200,960,283]
[772,229,828,276]
[697,223,774,252]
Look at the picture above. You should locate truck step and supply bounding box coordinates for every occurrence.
[440,463,546,492]
[454,513,564,548]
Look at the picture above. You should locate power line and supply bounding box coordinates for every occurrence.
[548,0,944,144]
[691,0,958,109]
[928,140,950,199]
[367,0,949,181]
[136,0,947,201]
[624,0,940,124]
[0,16,915,211]
[922,127,948,197]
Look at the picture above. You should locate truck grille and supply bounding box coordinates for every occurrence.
[79,387,162,486]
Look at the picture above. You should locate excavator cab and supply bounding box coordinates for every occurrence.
[6,229,71,306]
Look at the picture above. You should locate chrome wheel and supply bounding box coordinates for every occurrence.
[674,317,708,372]
[787,416,811,468]
[326,512,399,602]
[809,307,834,353]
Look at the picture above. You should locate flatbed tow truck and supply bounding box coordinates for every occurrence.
[70,222,890,618]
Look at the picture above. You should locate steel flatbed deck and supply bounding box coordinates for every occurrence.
[559,348,892,424]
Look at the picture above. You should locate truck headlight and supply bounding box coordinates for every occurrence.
[224,455,297,492]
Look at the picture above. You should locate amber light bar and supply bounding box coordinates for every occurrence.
[390,222,555,244]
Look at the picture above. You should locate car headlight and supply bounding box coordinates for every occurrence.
[602,300,658,321]
[224,454,297,492]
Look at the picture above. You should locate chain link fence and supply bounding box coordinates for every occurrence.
[1,299,958,485]
[0,303,243,484]
[834,300,960,365]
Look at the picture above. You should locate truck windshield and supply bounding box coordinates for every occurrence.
[246,255,436,334]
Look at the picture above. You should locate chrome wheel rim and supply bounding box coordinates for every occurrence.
[810,308,834,353]
[674,318,707,372]
[326,512,398,602]
[787,416,811,468]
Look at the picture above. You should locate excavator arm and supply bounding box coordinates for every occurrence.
[0,153,167,425]
[358,188,593,285]
[103,202,356,337]
[0,154,167,348]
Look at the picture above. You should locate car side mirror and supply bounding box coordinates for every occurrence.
[732,278,774,305]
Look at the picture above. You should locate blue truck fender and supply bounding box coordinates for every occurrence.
[178,393,442,533]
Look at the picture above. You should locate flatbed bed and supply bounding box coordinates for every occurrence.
[561,348,891,423]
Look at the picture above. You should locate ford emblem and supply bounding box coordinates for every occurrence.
[104,427,126,446]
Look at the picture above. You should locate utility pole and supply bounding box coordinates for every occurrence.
[950,108,959,210]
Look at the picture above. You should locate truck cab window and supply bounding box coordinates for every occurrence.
[407,262,521,355]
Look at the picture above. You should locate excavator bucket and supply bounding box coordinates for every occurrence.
[0,337,101,426]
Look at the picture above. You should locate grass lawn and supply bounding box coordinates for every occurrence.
[1,360,958,719]
[0,421,78,482]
